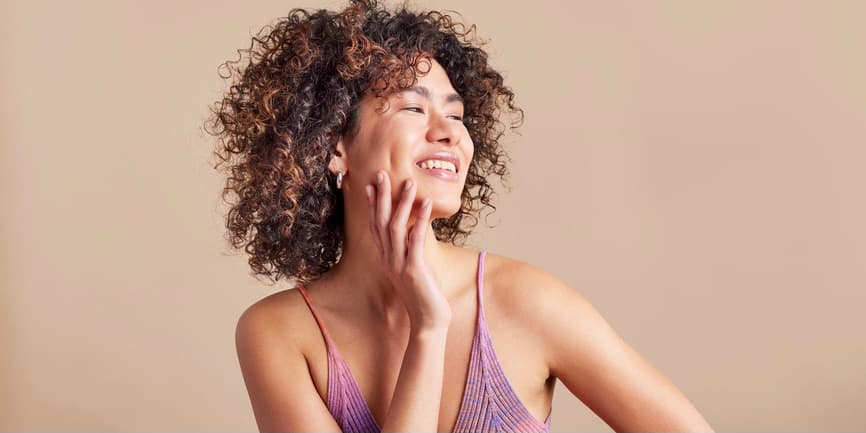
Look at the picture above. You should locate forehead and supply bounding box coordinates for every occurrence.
[395,84,464,104]
[403,60,459,97]
[362,58,463,111]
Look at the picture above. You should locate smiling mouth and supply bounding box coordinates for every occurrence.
[415,161,458,173]
[415,164,460,182]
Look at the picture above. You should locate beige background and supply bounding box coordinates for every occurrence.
[2,0,865,431]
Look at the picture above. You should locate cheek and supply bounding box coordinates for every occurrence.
[462,137,474,167]
[377,124,421,164]
[356,126,400,160]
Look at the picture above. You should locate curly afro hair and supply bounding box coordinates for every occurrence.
[205,0,523,286]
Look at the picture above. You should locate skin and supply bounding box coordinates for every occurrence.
[236,57,715,432]
[323,56,473,331]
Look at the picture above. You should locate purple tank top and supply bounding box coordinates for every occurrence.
[296,250,552,432]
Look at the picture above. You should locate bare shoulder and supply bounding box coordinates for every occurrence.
[484,251,575,302]
[234,288,343,431]
[484,251,630,378]
[483,252,586,368]
[484,251,584,328]
[485,252,714,432]
[235,288,316,352]
[483,251,637,382]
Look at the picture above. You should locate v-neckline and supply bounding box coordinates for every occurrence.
[299,250,552,431]
[329,306,482,432]
[325,250,486,433]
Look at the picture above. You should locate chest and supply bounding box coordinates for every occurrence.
[299,288,553,432]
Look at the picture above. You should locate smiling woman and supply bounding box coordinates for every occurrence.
[204,1,714,432]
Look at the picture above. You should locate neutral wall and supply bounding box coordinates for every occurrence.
[2,0,864,431]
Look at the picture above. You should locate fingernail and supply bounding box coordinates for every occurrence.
[365,185,372,199]
[405,179,413,190]
[376,172,384,184]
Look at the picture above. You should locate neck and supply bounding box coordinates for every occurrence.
[324,193,464,330]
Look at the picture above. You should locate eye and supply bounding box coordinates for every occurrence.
[404,106,463,121]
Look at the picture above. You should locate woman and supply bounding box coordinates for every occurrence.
[207,1,714,431]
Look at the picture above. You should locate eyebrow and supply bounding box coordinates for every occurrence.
[403,85,464,104]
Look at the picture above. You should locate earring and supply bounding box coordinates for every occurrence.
[336,170,344,189]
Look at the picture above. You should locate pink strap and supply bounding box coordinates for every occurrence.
[297,285,334,345]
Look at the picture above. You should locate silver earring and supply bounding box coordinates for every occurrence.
[336,170,344,189]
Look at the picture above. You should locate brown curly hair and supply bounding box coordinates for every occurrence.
[204,0,523,286]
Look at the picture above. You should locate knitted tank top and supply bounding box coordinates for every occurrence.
[296,250,552,432]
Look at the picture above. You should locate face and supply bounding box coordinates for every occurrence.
[334,57,473,220]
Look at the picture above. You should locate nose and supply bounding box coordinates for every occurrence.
[425,112,461,146]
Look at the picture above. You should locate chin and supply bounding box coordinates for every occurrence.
[430,200,461,218]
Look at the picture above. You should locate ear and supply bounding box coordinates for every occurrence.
[328,136,348,174]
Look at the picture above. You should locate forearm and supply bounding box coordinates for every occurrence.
[380,326,449,433]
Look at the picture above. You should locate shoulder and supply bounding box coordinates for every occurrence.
[484,250,583,318]
[235,287,316,356]
[483,256,716,431]
[234,288,345,431]
[483,251,610,375]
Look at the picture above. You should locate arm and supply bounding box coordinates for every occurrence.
[236,301,450,433]
[235,303,343,432]
[522,264,715,432]
[379,326,450,433]
[364,171,452,432]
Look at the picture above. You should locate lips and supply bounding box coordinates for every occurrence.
[415,164,460,182]
[414,151,461,173]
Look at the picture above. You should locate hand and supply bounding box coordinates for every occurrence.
[365,170,452,330]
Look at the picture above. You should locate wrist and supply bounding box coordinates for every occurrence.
[409,323,450,340]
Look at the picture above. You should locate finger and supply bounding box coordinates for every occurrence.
[375,171,393,264]
[366,184,385,259]
[409,197,432,265]
[389,178,416,269]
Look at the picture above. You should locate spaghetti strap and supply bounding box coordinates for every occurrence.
[296,249,551,432]
[296,285,335,346]
[476,250,487,323]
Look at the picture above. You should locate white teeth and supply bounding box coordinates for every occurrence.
[418,159,457,173]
